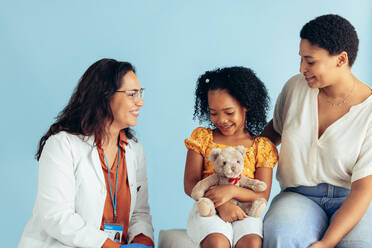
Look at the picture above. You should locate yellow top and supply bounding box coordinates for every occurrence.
[185,127,279,179]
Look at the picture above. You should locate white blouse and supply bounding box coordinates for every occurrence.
[273,74,372,190]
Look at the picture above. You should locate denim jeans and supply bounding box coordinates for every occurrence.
[263,183,372,248]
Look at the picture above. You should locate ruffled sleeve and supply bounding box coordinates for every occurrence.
[256,137,279,168]
[184,127,210,157]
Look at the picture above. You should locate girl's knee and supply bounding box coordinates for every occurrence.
[235,234,262,248]
[201,233,230,248]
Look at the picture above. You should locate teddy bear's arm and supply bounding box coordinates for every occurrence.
[239,176,267,192]
[191,174,219,201]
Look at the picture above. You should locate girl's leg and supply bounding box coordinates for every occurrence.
[263,191,328,248]
[235,234,262,248]
[201,233,230,248]
[232,216,263,248]
[187,203,233,247]
[334,203,372,248]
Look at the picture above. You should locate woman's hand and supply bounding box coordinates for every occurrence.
[204,184,236,207]
[216,201,247,222]
[308,240,332,248]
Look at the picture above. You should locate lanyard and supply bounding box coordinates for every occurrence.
[104,146,120,221]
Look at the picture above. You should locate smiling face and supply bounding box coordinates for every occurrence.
[299,39,343,89]
[109,71,144,130]
[208,89,247,136]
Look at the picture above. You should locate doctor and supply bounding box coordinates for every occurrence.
[18,59,154,248]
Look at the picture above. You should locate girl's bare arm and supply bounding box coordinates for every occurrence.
[184,150,203,197]
[204,167,273,207]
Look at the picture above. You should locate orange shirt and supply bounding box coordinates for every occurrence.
[185,127,279,179]
[97,131,153,248]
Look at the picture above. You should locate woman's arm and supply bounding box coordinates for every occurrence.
[37,134,108,247]
[127,143,154,245]
[261,119,281,146]
[310,175,372,248]
[311,120,372,247]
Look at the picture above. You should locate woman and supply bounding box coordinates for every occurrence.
[18,59,154,248]
[263,15,372,247]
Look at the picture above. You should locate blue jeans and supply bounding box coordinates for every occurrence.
[263,183,372,248]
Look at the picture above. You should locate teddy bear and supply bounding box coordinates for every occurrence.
[191,145,267,218]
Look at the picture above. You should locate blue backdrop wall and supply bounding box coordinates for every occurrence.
[1,1,371,247]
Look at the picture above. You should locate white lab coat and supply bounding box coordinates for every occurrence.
[18,131,154,248]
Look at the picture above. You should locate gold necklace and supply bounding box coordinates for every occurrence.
[321,81,356,107]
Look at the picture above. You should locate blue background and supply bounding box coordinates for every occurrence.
[1,1,371,247]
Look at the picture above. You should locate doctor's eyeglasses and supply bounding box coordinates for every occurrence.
[116,88,145,102]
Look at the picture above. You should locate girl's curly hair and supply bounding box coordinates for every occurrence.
[193,66,270,136]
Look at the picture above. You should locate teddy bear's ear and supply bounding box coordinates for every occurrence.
[236,145,246,156]
[209,148,222,162]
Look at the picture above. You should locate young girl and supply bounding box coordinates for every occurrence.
[184,66,278,248]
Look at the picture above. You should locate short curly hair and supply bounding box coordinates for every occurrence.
[300,14,359,67]
[193,66,270,136]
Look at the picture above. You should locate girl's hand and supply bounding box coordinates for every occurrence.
[205,184,236,207]
[216,201,247,222]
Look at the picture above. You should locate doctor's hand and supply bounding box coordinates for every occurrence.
[120,244,152,248]
[216,201,247,223]
[205,184,236,208]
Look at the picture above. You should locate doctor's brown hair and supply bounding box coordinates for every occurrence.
[36,58,136,161]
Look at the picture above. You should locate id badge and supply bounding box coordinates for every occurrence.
[104,222,124,243]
